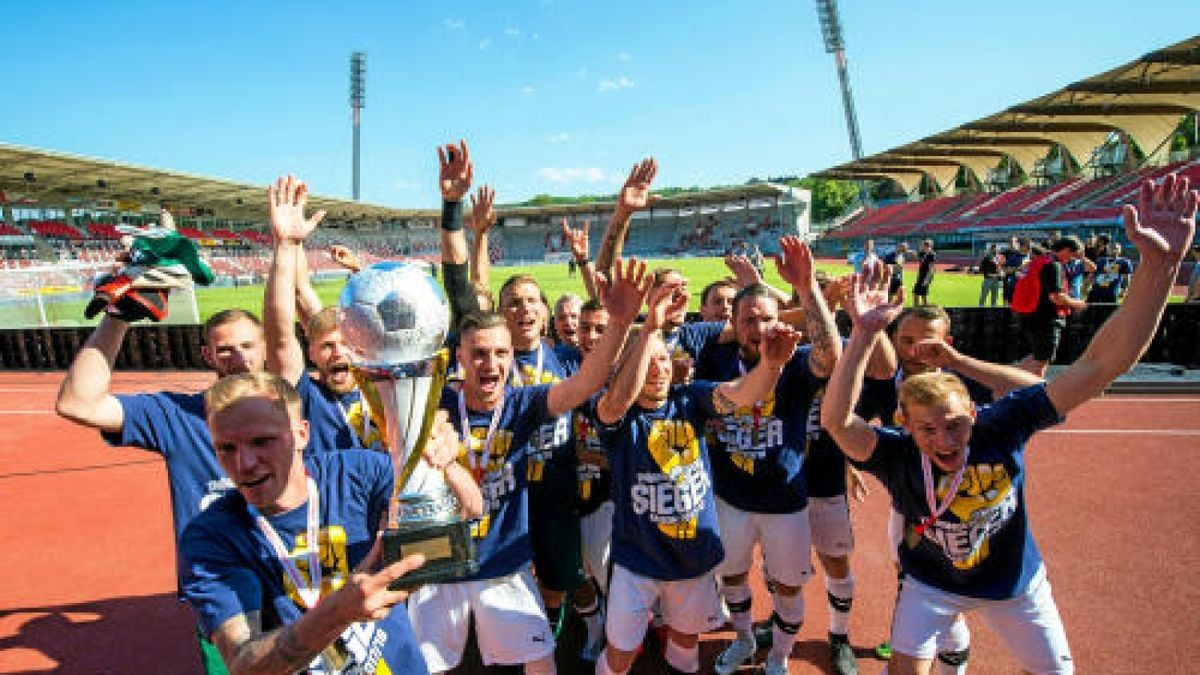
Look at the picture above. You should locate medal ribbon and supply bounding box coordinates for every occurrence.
[913,449,970,538]
[458,390,505,482]
[249,475,322,609]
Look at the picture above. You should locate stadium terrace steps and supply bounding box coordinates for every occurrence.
[28,220,83,240]
[0,222,23,236]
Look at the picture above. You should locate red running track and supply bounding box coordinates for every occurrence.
[0,371,1196,674]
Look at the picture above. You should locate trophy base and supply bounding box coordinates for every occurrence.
[382,519,478,590]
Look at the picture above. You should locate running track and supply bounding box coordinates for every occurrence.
[0,372,1196,674]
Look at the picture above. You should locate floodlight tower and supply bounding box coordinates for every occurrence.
[816,0,863,161]
[350,51,366,201]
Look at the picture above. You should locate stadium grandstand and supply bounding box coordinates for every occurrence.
[812,34,1200,266]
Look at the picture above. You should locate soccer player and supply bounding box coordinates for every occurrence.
[1015,238,1089,378]
[553,293,584,348]
[694,237,842,675]
[409,258,651,674]
[181,371,483,675]
[822,176,1196,675]
[699,277,738,323]
[55,307,267,673]
[592,277,802,675]
[262,175,383,451]
[1086,241,1134,304]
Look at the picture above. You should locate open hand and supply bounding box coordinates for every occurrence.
[1124,174,1197,266]
[773,236,816,292]
[438,140,473,202]
[912,338,960,370]
[844,271,903,334]
[644,279,687,332]
[268,175,325,244]
[616,158,659,215]
[469,185,497,234]
[596,257,652,325]
[724,253,762,288]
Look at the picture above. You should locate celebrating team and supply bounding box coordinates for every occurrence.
[55,142,1197,675]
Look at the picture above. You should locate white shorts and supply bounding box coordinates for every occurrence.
[892,566,1073,674]
[887,507,904,565]
[808,495,854,557]
[715,497,814,588]
[580,500,614,596]
[605,564,727,651]
[407,566,555,671]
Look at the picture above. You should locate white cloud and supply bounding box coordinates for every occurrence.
[520,85,535,96]
[504,27,522,37]
[538,167,610,184]
[547,132,572,144]
[596,76,634,92]
[443,17,465,30]
[479,38,492,50]
[617,51,631,62]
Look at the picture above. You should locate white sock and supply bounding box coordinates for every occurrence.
[769,591,805,662]
[663,637,700,673]
[721,580,754,639]
[825,574,855,636]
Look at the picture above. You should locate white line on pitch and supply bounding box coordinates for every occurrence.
[1046,429,1200,435]
[1094,397,1200,403]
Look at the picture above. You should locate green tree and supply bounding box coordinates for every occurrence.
[791,177,860,222]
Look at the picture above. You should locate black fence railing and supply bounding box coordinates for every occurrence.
[1,304,1198,371]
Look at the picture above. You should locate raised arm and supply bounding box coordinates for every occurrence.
[563,218,599,301]
[821,272,906,461]
[263,176,325,385]
[595,158,658,278]
[596,279,684,424]
[436,140,479,331]
[468,185,497,294]
[1047,177,1197,415]
[294,243,322,331]
[209,546,425,675]
[774,236,841,378]
[55,315,128,433]
[714,324,802,408]
[725,252,789,306]
[913,338,1042,397]
[548,258,651,418]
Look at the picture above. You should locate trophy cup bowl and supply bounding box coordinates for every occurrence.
[339,261,478,588]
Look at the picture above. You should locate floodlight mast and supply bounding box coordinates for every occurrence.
[815,0,870,205]
[350,51,366,201]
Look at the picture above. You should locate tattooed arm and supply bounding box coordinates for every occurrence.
[774,236,841,378]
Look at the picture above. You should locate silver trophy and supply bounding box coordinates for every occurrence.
[338,261,477,588]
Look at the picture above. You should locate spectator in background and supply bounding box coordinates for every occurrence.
[1001,236,1028,304]
[883,242,908,304]
[1017,237,1088,377]
[978,243,1003,306]
[1188,245,1200,302]
[852,238,878,275]
[1087,242,1134,304]
[912,239,936,306]
[1062,245,1096,300]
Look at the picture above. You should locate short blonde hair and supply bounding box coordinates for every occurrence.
[305,306,339,339]
[898,372,971,414]
[205,372,302,422]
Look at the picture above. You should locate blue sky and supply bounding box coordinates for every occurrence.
[2,1,1196,208]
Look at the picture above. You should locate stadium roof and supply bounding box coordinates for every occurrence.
[0,143,798,224]
[0,143,438,222]
[813,34,1200,194]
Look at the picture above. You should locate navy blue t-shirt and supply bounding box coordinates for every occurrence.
[1087,256,1134,303]
[296,371,382,452]
[554,343,583,377]
[441,384,551,580]
[512,343,576,507]
[855,384,1063,599]
[105,392,233,549]
[180,451,427,674]
[804,380,883,500]
[664,321,725,361]
[695,342,822,514]
[574,396,612,517]
[597,382,725,581]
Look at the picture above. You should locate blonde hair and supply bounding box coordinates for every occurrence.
[898,372,971,414]
[205,372,302,422]
[305,306,339,339]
